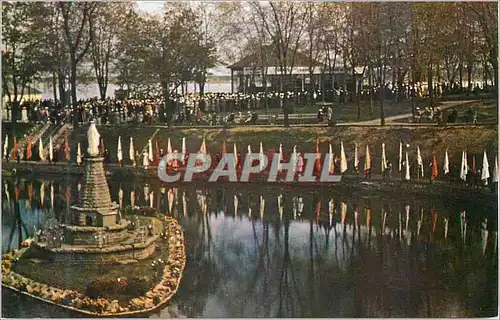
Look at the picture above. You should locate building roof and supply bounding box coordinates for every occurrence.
[228,46,324,70]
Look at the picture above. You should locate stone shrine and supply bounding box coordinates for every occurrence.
[32,122,158,263]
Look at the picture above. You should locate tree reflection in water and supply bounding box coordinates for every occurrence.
[1,179,498,318]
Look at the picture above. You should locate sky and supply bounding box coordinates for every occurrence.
[136,1,164,13]
[135,1,231,74]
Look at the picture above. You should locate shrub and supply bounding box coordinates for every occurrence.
[126,276,152,296]
[135,207,157,217]
[85,276,128,299]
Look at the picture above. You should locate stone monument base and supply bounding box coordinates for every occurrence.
[62,219,131,246]
[31,234,158,265]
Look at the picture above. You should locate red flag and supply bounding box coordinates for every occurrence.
[315,199,321,225]
[155,140,160,164]
[100,138,105,155]
[221,141,227,156]
[156,189,160,210]
[28,183,33,202]
[10,137,17,160]
[66,185,71,205]
[65,135,70,161]
[366,207,371,229]
[314,137,322,177]
[431,156,438,180]
[26,141,32,160]
[432,210,437,235]
[14,185,19,201]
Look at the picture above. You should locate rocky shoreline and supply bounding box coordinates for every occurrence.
[1,217,186,317]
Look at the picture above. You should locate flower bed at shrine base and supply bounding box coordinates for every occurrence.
[1,217,186,317]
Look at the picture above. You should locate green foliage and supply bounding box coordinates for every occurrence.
[114,5,217,101]
[125,276,152,296]
[2,2,52,119]
[85,276,128,299]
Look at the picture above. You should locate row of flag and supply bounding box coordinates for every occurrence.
[95,136,500,182]
[4,133,499,182]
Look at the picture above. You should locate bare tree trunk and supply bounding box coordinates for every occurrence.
[263,67,269,114]
[428,61,434,107]
[52,72,58,102]
[58,72,66,106]
[459,60,463,89]
[369,65,374,117]
[379,66,385,126]
[162,82,173,127]
[467,60,473,91]
[282,72,289,127]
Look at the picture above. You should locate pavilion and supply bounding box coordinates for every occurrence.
[227,46,361,94]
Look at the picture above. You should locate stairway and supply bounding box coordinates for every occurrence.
[43,123,72,156]
[22,122,51,146]
[10,122,51,159]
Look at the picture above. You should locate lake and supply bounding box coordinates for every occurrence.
[1,176,498,318]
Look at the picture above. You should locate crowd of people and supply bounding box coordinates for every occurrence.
[2,80,491,126]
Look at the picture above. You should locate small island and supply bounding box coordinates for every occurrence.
[1,123,186,316]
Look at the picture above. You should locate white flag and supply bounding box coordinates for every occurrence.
[259,142,265,171]
[129,137,135,163]
[417,146,423,177]
[49,136,53,161]
[405,151,410,181]
[118,185,123,209]
[493,156,499,183]
[364,145,371,171]
[340,142,347,173]
[144,184,149,202]
[399,142,402,172]
[167,138,172,154]
[443,149,449,174]
[182,137,186,161]
[233,143,238,167]
[291,146,298,173]
[328,144,334,174]
[117,136,123,162]
[354,143,359,170]
[148,139,153,161]
[3,134,8,158]
[460,151,468,181]
[76,143,82,165]
[247,145,252,155]
[200,138,207,154]
[234,194,238,216]
[260,195,265,219]
[278,144,283,171]
[381,143,388,173]
[481,151,490,182]
[49,183,53,209]
[39,137,45,161]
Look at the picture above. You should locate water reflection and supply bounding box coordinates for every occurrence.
[1,177,498,318]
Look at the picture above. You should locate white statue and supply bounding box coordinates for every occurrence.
[87,121,100,157]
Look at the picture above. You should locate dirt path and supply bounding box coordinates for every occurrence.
[349,100,478,125]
